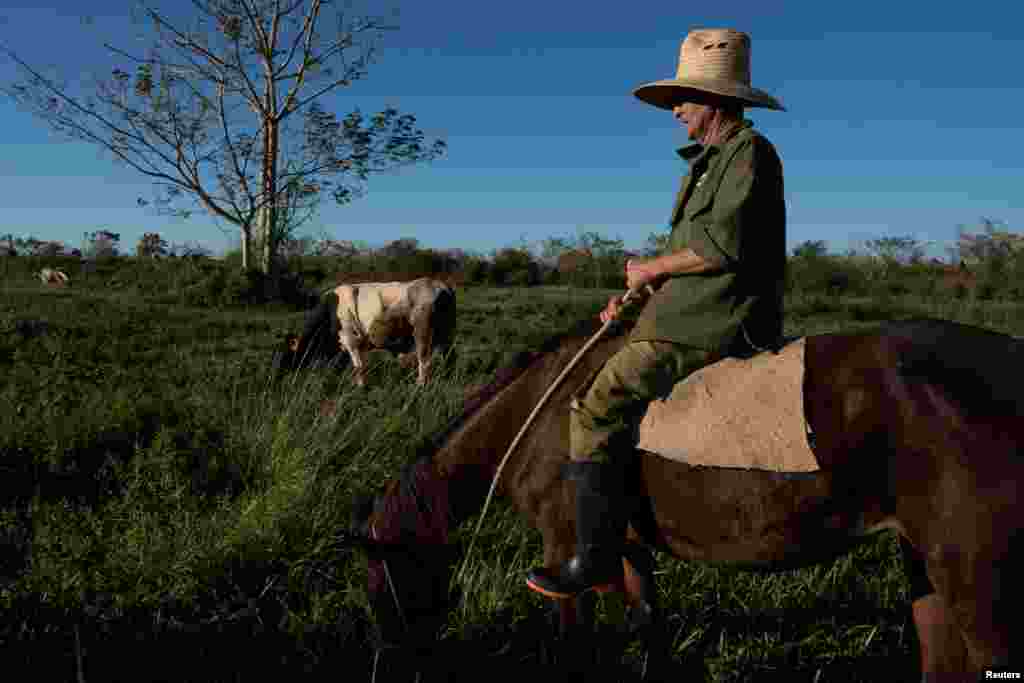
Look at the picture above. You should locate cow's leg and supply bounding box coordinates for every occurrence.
[350,348,367,387]
[339,332,367,387]
[412,307,433,386]
[416,355,429,386]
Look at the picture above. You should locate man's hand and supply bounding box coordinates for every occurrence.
[599,287,650,324]
[599,294,627,324]
[626,258,661,291]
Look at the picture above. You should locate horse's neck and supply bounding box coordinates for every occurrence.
[434,364,554,514]
[433,329,626,523]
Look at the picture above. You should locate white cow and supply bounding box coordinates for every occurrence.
[37,268,70,286]
[275,277,456,386]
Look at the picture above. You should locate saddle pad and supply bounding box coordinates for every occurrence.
[636,338,820,472]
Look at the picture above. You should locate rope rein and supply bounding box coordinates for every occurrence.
[455,287,650,585]
[370,521,408,633]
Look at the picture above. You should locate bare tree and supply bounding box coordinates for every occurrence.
[137,231,170,257]
[1,0,445,288]
[84,230,122,259]
[956,218,1021,267]
[14,236,71,257]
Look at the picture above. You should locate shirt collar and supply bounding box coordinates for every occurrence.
[675,118,754,162]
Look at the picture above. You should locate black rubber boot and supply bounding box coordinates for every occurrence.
[525,461,629,599]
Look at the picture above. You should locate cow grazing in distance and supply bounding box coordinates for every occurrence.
[556,248,592,279]
[931,259,977,295]
[274,277,456,387]
[37,268,70,286]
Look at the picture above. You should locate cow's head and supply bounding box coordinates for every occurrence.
[273,331,351,380]
[272,333,305,373]
[271,292,352,382]
[348,457,456,648]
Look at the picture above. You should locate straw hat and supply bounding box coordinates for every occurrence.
[634,28,784,111]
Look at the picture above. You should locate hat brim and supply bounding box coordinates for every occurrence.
[633,79,785,112]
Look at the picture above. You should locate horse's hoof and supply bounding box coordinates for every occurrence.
[627,600,654,632]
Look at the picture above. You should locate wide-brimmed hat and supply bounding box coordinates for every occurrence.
[634,28,784,111]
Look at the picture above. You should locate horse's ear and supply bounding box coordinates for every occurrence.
[286,334,300,352]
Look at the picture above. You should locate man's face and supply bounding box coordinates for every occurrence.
[673,102,714,142]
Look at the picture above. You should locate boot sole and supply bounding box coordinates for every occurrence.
[525,576,616,600]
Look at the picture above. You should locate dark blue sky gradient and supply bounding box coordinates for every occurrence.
[2,1,1021,257]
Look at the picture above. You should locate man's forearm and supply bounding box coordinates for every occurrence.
[627,247,728,292]
[652,248,726,279]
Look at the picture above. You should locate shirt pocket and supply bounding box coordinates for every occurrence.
[682,173,716,221]
[689,216,738,265]
[668,221,690,253]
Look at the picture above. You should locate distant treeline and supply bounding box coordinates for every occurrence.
[5,222,1024,304]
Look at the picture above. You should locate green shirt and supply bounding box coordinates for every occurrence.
[630,120,786,352]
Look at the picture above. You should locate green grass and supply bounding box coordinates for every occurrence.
[2,276,1022,680]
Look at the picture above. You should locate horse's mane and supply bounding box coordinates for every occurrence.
[423,315,631,458]
[371,314,629,535]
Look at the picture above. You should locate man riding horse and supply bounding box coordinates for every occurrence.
[526,28,788,598]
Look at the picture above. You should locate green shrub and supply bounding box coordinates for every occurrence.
[463,257,489,284]
[787,255,869,297]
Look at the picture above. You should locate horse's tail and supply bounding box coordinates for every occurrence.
[432,284,457,360]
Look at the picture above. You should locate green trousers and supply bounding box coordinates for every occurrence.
[570,341,713,464]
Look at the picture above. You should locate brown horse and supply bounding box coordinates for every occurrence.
[348,316,1022,677]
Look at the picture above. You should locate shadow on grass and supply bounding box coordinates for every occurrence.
[0,599,375,682]
[1,599,921,682]
[351,602,917,682]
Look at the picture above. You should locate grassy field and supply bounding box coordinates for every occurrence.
[2,272,1022,681]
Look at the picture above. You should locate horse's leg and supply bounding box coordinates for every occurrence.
[911,593,971,679]
[901,536,971,677]
[562,547,659,676]
[924,541,1014,673]
[540,535,599,674]
[619,546,669,680]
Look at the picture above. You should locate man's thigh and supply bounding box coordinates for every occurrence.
[576,341,711,422]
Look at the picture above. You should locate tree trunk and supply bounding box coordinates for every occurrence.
[257,114,281,298]
[241,225,250,270]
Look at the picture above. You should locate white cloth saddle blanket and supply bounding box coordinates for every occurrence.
[636,337,820,472]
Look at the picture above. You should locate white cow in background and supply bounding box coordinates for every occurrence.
[274,277,457,386]
[37,268,70,286]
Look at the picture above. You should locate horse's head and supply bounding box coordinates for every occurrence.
[348,457,455,647]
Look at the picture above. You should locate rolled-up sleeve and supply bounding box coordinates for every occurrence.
[688,139,760,267]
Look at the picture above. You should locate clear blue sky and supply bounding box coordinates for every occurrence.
[1,1,1022,259]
